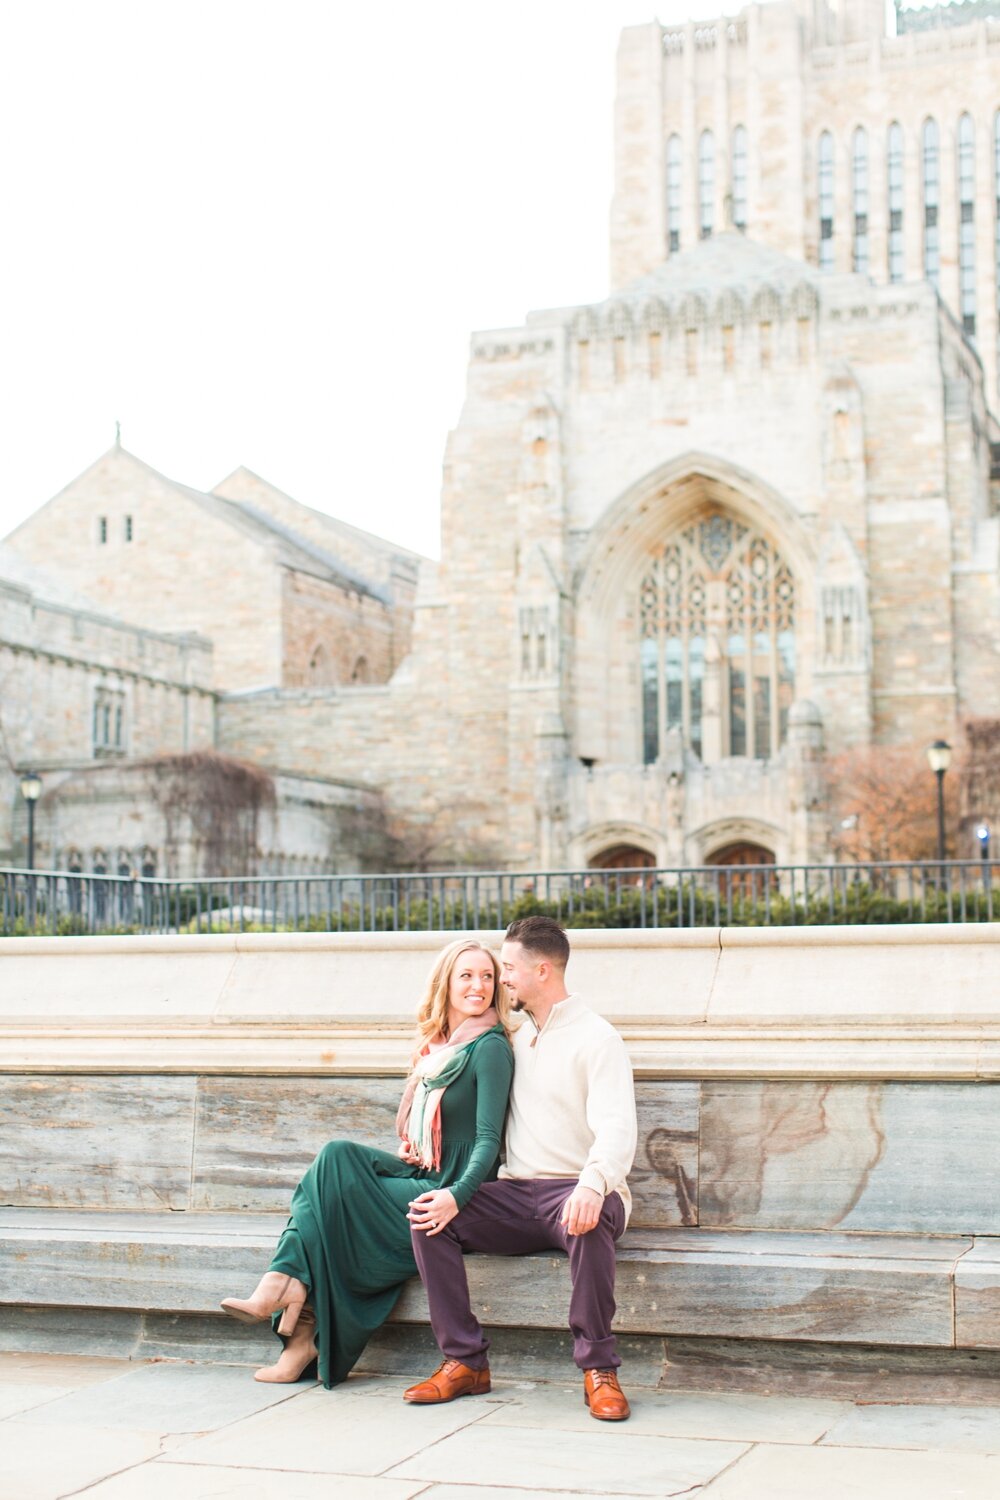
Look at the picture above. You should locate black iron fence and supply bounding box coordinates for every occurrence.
[1,860,998,936]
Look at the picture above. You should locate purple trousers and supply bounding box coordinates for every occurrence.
[410,1177,626,1371]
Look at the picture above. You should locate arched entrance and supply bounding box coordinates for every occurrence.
[588,843,656,872]
[705,840,776,900]
[706,841,775,868]
[587,843,656,889]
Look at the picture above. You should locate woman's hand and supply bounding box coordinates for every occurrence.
[397,1139,421,1163]
[407,1188,458,1236]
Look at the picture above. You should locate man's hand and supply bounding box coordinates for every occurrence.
[560,1185,604,1236]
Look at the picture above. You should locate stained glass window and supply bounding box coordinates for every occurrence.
[639,512,795,763]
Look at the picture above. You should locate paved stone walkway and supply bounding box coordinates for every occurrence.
[4,1351,1000,1498]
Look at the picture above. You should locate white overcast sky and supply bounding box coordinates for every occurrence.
[2,0,761,557]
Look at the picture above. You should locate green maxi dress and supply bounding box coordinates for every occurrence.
[267,1025,513,1388]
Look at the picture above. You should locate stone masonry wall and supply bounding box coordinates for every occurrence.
[611,2,1000,411]
[280,569,394,688]
[4,449,284,691]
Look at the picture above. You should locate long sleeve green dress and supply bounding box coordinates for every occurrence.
[267,1025,513,1388]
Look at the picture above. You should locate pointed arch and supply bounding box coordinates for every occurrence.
[573,455,816,770]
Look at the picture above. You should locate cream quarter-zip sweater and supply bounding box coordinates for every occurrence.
[498,994,638,1222]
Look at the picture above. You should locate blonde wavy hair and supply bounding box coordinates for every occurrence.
[413,938,512,1054]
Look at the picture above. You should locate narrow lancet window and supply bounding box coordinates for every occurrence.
[887,123,904,283]
[958,113,976,335]
[667,134,682,254]
[852,127,869,275]
[923,117,940,287]
[818,131,834,271]
[731,126,748,231]
[699,131,715,240]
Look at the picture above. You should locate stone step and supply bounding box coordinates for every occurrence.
[2,1208,997,1352]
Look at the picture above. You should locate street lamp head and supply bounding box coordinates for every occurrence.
[976,823,991,844]
[19,770,42,803]
[926,740,952,775]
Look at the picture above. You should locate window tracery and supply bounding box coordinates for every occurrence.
[639,511,795,764]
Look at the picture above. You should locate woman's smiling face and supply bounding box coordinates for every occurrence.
[446,948,496,1034]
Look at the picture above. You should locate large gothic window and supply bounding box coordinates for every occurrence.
[639,512,795,765]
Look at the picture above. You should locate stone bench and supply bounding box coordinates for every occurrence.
[3,1207,998,1382]
[5,926,1000,1388]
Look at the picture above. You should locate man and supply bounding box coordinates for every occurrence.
[404,914,637,1420]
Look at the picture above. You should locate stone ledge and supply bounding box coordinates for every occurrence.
[6,1023,1000,1078]
[2,1208,995,1353]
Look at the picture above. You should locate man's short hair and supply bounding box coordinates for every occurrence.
[504,915,570,970]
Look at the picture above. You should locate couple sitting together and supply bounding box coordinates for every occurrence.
[221,914,638,1421]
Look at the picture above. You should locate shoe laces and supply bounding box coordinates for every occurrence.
[587,1368,621,1390]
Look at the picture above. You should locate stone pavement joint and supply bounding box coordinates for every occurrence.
[3,1352,1000,1499]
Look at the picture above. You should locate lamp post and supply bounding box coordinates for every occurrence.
[18,770,42,930]
[18,770,42,870]
[925,741,952,863]
[976,823,991,862]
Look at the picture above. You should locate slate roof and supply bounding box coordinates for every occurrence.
[104,451,392,605]
[0,544,105,614]
[616,232,825,302]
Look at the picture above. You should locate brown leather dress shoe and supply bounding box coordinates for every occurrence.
[403,1358,491,1404]
[583,1368,631,1421]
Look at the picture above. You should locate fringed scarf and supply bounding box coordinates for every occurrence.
[395,1009,501,1170]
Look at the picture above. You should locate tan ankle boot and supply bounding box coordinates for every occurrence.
[254,1307,318,1385]
[221,1272,309,1335]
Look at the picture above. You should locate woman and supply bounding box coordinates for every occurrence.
[220,937,514,1389]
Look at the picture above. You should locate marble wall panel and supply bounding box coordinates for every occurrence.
[394,1241,955,1347]
[190,1076,403,1210]
[612,1247,955,1347]
[955,1239,1000,1349]
[191,1076,699,1224]
[630,1082,700,1228]
[0,1221,280,1313]
[0,1075,196,1210]
[699,1082,1000,1235]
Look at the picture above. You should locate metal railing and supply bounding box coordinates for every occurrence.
[1,860,998,936]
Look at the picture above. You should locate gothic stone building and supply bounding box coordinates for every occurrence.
[4,0,1000,875]
[0,458,411,875]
